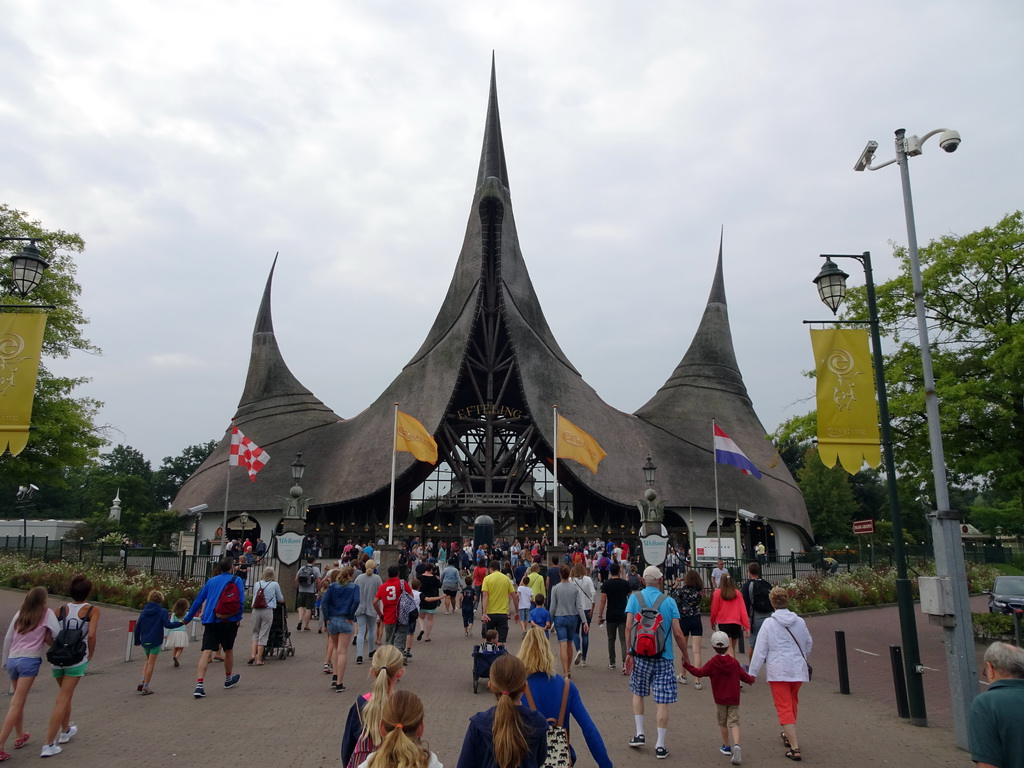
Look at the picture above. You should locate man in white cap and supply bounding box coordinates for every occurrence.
[624,565,689,760]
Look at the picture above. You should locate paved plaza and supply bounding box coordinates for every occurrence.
[0,587,984,766]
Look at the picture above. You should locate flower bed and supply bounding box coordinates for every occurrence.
[0,553,199,610]
[773,562,998,616]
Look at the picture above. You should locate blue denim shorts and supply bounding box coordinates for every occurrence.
[328,617,354,636]
[554,615,578,643]
[5,656,42,680]
[519,608,531,622]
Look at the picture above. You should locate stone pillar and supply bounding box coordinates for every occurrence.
[375,544,403,578]
[278,517,306,611]
[547,545,567,567]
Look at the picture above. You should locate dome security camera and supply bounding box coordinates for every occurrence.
[938,130,961,153]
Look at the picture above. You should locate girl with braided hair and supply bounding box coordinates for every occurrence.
[341,645,405,768]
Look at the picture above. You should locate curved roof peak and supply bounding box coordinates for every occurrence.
[236,256,333,416]
[475,53,509,190]
[636,237,749,418]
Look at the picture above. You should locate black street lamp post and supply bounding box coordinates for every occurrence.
[813,251,927,726]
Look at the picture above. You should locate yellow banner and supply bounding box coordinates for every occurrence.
[395,410,438,464]
[0,313,48,456]
[557,415,607,474]
[811,328,881,473]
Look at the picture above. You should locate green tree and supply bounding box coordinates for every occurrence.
[796,448,860,544]
[0,204,105,494]
[153,440,217,507]
[841,210,1024,514]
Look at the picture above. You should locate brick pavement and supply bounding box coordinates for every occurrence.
[0,587,979,766]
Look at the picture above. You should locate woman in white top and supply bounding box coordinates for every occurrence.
[569,563,596,666]
[516,577,534,634]
[0,587,60,758]
[249,567,286,665]
[42,575,100,758]
[748,586,813,762]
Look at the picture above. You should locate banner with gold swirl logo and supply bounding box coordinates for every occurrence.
[810,328,880,473]
[0,313,48,456]
[556,414,607,474]
[395,410,438,464]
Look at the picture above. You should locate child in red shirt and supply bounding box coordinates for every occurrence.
[683,630,755,765]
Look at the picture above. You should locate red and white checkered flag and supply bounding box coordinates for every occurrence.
[229,424,270,482]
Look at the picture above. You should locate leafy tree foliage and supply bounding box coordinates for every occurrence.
[841,211,1024,514]
[153,440,217,507]
[0,204,105,492]
[795,447,860,543]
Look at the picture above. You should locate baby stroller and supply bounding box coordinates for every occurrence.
[471,643,507,693]
[265,603,295,659]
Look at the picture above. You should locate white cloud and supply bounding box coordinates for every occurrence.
[3,0,1022,462]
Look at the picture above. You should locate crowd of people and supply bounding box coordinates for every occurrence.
[6,533,1020,767]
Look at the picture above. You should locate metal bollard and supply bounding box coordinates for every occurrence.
[125,620,136,662]
[889,645,909,719]
[836,630,850,694]
[1014,609,1022,649]
[191,616,201,640]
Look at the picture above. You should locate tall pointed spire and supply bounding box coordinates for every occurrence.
[237,256,333,412]
[637,237,748,418]
[475,53,509,190]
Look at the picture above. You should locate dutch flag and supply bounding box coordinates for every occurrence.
[713,423,762,479]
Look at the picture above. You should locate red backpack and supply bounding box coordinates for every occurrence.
[629,592,668,658]
[214,576,243,620]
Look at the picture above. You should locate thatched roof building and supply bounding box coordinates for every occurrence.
[173,61,811,557]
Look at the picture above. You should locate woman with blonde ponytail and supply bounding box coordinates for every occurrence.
[457,654,548,768]
[341,645,406,768]
[360,691,440,768]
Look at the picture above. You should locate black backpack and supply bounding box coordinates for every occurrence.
[298,566,316,587]
[47,605,93,667]
[749,578,774,614]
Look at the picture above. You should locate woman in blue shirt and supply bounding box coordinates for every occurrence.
[518,627,612,768]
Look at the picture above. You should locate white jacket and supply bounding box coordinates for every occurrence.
[748,609,812,682]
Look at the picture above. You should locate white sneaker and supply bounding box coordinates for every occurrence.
[677,674,687,684]
[731,744,742,765]
[41,743,62,758]
[58,725,78,744]
[573,650,583,666]
[694,680,703,690]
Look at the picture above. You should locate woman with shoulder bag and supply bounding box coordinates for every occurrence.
[747,587,813,761]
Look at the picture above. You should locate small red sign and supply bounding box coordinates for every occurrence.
[852,519,875,535]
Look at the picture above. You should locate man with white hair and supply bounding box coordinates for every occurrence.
[970,641,1024,768]
[624,565,689,760]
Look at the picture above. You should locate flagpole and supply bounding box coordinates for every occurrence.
[389,403,399,546]
[552,405,559,548]
[713,419,721,560]
[221,459,231,557]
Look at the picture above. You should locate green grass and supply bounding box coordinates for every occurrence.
[990,563,1024,576]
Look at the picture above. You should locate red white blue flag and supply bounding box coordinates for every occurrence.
[229,424,270,481]
[713,423,762,479]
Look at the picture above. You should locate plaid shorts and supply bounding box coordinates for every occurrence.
[629,656,677,704]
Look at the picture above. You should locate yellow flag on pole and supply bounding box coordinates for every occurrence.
[556,415,607,474]
[810,328,881,473]
[395,411,438,464]
[0,313,48,456]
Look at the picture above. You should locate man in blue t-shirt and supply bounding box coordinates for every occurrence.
[624,565,688,760]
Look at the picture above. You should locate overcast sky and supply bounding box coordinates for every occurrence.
[2,1,1021,470]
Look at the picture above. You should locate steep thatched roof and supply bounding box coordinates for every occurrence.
[172,61,810,539]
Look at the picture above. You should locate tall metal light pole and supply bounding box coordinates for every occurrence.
[813,252,926,726]
[855,128,975,748]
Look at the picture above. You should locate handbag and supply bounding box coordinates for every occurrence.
[778,620,812,681]
[523,678,571,768]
